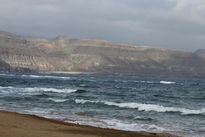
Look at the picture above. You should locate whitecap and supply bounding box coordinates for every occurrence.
[0,86,14,89]
[75,99,205,115]
[0,86,77,94]
[48,98,69,103]
[134,81,155,84]
[160,81,176,84]
[21,74,71,80]
[36,87,76,94]
[75,99,97,104]
[80,84,86,87]
[0,73,15,77]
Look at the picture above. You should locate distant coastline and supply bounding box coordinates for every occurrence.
[0,29,205,78]
[51,71,96,74]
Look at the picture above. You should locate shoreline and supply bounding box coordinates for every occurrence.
[50,71,96,74]
[0,110,179,137]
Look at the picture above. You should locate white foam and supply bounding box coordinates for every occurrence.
[0,73,71,80]
[36,87,76,93]
[21,75,71,80]
[145,124,166,131]
[49,98,69,103]
[75,99,97,104]
[0,86,77,94]
[75,99,205,115]
[160,81,176,84]
[134,81,155,84]
[65,117,166,132]
[0,73,15,77]
[25,110,47,114]
[102,119,147,131]
[134,80,176,84]
[0,86,14,89]
[80,84,86,87]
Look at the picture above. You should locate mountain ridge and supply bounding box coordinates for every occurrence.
[0,29,205,77]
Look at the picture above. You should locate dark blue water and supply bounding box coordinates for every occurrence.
[0,72,205,137]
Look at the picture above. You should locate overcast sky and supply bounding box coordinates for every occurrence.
[0,0,205,51]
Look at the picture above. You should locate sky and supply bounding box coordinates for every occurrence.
[0,0,205,51]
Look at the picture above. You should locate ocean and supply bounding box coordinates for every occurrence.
[0,72,204,137]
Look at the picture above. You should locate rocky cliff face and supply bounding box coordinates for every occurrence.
[0,57,32,72]
[195,49,205,58]
[0,58,10,71]
[0,29,205,77]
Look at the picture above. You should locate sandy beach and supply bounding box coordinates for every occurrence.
[0,110,178,137]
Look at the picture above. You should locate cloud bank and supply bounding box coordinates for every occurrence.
[0,0,205,51]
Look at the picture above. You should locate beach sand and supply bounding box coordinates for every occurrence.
[0,110,178,137]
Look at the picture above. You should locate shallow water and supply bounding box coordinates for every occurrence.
[0,72,205,137]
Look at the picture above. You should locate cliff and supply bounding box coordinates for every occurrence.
[195,49,205,58]
[0,29,205,77]
[0,58,10,71]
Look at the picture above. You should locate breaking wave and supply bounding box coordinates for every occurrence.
[0,73,71,80]
[65,117,167,132]
[21,74,71,80]
[0,86,77,94]
[133,80,176,84]
[75,99,205,115]
[32,87,77,94]
[0,73,15,77]
[160,81,176,84]
[48,98,69,103]
[75,89,88,93]
[134,81,155,84]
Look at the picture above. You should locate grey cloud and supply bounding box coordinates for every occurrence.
[0,0,205,51]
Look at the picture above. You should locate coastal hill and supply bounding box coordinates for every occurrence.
[0,59,10,71]
[195,49,205,58]
[0,29,205,77]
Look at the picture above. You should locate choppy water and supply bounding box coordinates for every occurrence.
[0,72,205,137]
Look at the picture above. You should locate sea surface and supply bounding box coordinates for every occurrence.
[0,72,205,137]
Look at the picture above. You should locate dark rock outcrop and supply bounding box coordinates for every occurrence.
[0,59,10,71]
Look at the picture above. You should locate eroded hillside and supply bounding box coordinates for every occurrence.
[0,30,205,77]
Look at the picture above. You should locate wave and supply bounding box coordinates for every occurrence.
[134,117,154,122]
[0,73,71,80]
[21,74,71,80]
[79,84,95,88]
[134,81,155,84]
[25,110,48,114]
[0,86,77,94]
[75,89,88,93]
[62,116,166,132]
[0,86,14,89]
[102,119,166,131]
[75,99,205,115]
[48,98,69,103]
[33,93,50,98]
[160,81,176,84]
[75,112,94,117]
[0,73,15,77]
[75,99,97,104]
[133,80,176,85]
[33,87,77,94]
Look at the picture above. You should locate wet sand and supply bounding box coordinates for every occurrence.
[0,110,178,137]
